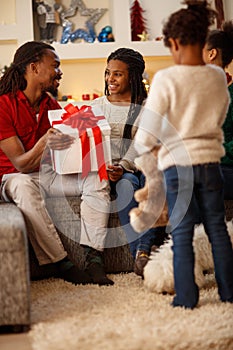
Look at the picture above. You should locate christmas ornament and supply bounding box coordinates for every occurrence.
[61,19,73,44]
[98,26,115,42]
[69,28,94,43]
[60,0,107,43]
[71,8,107,43]
[137,31,149,41]
[130,0,147,41]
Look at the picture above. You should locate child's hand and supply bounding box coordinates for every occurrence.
[107,164,123,182]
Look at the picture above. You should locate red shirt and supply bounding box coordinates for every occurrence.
[0,90,61,182]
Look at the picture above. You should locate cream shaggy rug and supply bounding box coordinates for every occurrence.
[28,273,233,350]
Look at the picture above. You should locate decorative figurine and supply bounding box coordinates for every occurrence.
[34,0,63,43]
[130,0,147,41]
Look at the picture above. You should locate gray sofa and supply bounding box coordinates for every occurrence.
[30,195,134,278]
[0,202,31,332]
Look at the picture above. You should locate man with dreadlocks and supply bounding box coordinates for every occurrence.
[90,48,167,279]
[0,41,92,285]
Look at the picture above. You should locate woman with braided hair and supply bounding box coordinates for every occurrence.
[135,0,233,308]
[90,48,167,278]
[203,20,233,199]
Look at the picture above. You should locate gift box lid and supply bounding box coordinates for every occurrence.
[48,105,111,137]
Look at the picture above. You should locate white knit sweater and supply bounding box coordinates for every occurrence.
[135,64,230,170]
[90,96,139,171]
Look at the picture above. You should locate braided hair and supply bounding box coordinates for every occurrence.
[206,20,233,69]
[104,47,147,155]
[163,0,216,48]
[0,41,55,96]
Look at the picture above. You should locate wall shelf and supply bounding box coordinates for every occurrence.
[53,40,170,60]
[51,0,170,59]
[0,0,170,61]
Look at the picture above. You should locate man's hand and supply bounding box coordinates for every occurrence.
[47,128,75,150]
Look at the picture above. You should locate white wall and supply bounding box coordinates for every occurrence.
[129,0,233,39]
[129,0,182,39]
[224,0,233,19]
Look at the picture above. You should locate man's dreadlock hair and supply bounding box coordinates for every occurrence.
[163,0,217,49]
[206,20,233,69]
[0,41,55,96]
[105,47,147,155]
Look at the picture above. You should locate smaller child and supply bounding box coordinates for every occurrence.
[203,21,233,199]
[135,0,233,309]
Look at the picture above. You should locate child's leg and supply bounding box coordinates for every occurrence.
[164,165,199,309]
[196,163,233,303]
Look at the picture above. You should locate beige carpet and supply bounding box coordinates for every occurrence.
[28,273,233,350]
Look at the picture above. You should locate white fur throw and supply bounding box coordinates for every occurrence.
[144,221,233,294]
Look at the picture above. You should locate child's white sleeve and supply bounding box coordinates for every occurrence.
[134,71,169,155]
[134,110,162,154]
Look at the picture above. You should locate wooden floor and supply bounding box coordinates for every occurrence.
[0,333,32,350]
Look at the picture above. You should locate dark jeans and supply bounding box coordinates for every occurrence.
[113,172,166,259]
[164,163,233,309]
[221,164,233,199]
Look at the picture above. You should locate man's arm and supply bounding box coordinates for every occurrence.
[0,129,74,173]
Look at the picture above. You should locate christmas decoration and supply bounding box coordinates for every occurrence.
[137,30,149,41]
[61,19,73,44]
[33,0,63,43]
[98,26,115,42]
[130,0,147,41]
[60,0,107,44]
[215,0,225,29]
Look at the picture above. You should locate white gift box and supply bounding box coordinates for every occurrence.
[48,105,112,175]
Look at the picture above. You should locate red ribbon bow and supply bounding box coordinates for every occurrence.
[52,103,108,181]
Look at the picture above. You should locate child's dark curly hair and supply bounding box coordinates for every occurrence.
[206,20,233,69]
[163,0,217,48]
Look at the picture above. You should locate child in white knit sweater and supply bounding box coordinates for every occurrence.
[135,0,233,309]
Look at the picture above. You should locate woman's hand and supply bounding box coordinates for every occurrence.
[47,128,75,150]
[107,164,124,182]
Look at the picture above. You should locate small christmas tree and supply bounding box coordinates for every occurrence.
[130,0,147,41]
